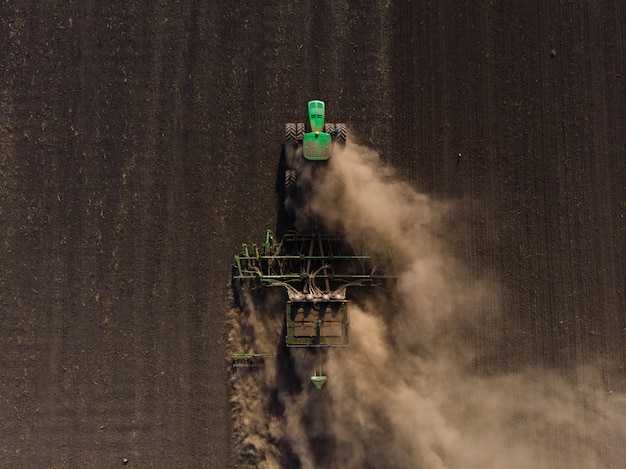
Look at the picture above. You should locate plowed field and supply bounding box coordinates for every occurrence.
[1,1,624,468]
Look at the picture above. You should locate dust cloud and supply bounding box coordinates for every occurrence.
[229,141,626,468]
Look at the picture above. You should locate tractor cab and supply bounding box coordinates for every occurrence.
[307,100,326,132]
[303,100,333,160]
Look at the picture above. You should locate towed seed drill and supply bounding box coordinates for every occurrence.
[232,101,393,389]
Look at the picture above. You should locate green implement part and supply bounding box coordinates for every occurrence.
[233,231,394,285]
[231,353,274,369]
[310,362,327,390]
[310,374,327,390]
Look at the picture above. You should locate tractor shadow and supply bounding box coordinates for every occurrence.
[275,143,297,238]
[275,141,330,238]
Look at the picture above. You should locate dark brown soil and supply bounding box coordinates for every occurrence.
[1,1,624,467]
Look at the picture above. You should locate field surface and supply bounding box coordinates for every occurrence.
[1,1,624,468]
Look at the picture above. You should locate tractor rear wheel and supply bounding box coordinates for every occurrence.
[285,169,297,198]
[285,123,296,143]
[335,123,347,146]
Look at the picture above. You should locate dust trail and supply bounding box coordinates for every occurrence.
[229,141,626,468]
[228,288,285,468]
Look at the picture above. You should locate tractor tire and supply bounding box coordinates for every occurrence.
[334,123,347,146]
[324,123,336,134]
[285,123,297,144]
[285,169,297,198]
[296,123,305,139]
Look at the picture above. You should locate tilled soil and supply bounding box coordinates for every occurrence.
[1,1,624,467]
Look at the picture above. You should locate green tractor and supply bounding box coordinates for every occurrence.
[283,100,346,201]
[232,101,391,390]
